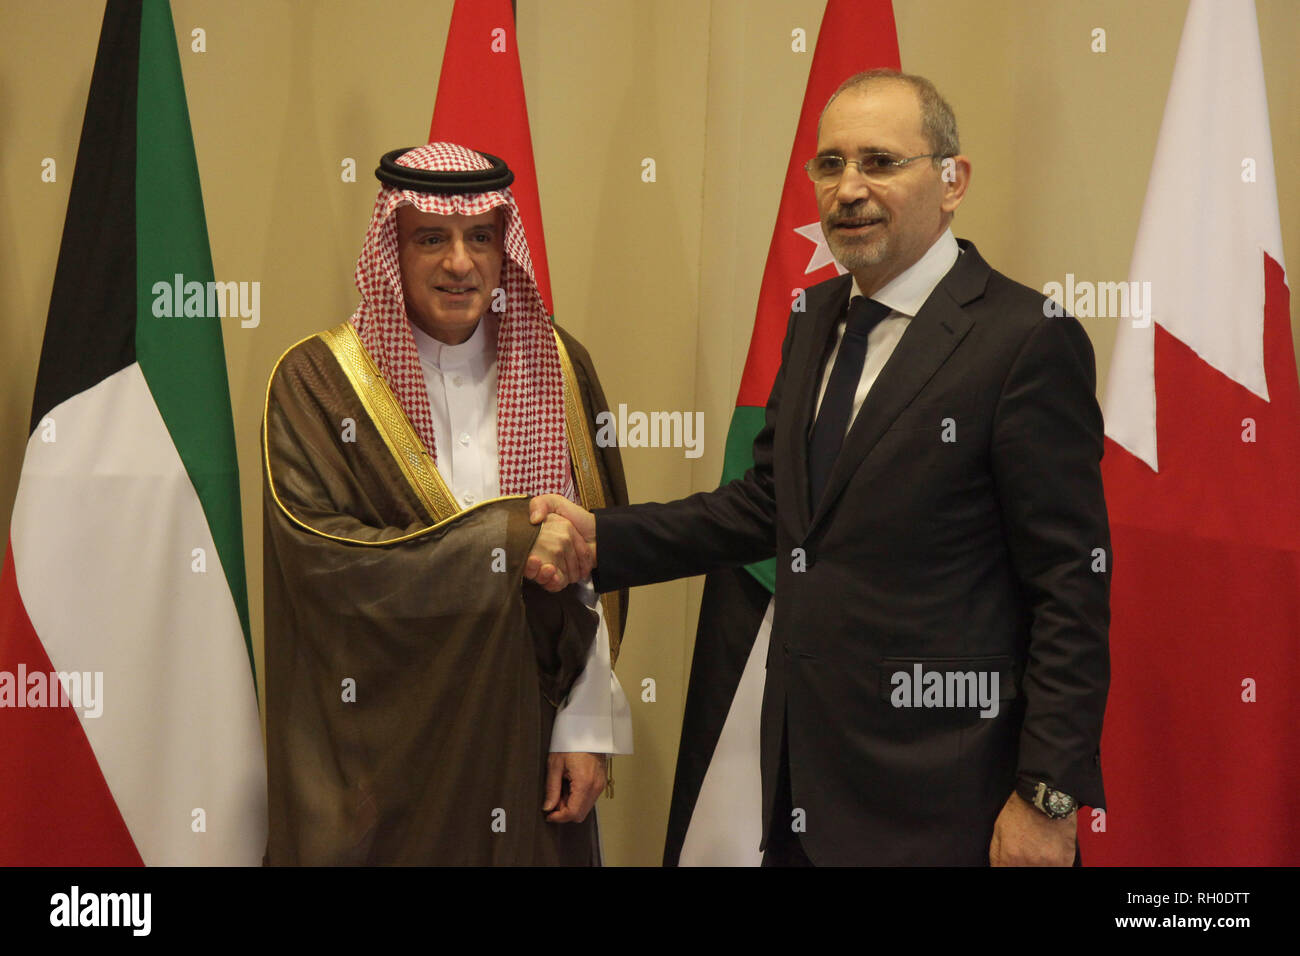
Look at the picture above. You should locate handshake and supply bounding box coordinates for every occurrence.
[524,494,597,592]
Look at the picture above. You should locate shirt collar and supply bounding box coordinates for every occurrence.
[409,313,497,370]
[850,227,960,318]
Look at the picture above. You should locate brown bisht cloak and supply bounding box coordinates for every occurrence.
[262,321,628,865]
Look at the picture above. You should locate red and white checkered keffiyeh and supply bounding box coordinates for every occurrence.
[350,142,575,502]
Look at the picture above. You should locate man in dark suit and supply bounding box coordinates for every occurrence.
[526,69,1110,866]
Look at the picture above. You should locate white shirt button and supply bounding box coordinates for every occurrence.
[458,432,471,446]
[461,491,476,506]
[451,375,464,387]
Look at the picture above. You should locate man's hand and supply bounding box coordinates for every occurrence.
[530,494,597,568]
[542,752,607,823]
[524,513,591,592]
[989,791,1077,866]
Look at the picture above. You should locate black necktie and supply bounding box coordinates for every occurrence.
[808,296,892,509]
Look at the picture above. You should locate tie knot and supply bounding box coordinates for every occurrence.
[845,296,891,338]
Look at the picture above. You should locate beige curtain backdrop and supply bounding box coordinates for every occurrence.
[2,0,1297,866]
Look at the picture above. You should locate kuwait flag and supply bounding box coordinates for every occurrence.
[429,0,554,315]
[0,0,266,865]
[664,0,900,866]
[1079,0,1299,865]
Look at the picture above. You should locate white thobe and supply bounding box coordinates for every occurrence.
[410,315,633,756]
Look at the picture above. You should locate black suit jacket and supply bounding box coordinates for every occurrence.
[594,239,1110,865]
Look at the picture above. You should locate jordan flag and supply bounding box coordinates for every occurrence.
[429,0,553,315]
[1079,0,1299,865]
[0,0,266,864]
[664,0,901,866]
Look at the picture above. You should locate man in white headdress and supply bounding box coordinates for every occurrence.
[262,143,631,865]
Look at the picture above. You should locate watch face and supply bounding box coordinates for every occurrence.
[1045,790,1076,817]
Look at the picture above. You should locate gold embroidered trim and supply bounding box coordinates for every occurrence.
[553,329,605,514]
[318,322,459,524]
[552,328,623,666]
[262,330,526,548]
[263,326,623,665]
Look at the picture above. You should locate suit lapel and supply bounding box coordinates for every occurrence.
[807,241,990,533]
[779,275,852,533]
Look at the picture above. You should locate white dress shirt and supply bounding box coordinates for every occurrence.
[812,228,961,428]
[410,316,633,755]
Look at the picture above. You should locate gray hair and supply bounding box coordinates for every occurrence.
[820,69,961,161]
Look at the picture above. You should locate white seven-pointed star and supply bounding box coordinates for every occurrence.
[793,220,847,276]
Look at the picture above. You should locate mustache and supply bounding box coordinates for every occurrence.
[827,202,887,227]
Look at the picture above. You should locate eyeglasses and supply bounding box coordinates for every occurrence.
[804,152,941,185]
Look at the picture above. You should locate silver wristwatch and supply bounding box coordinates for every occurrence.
[1017,778,1078,819]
